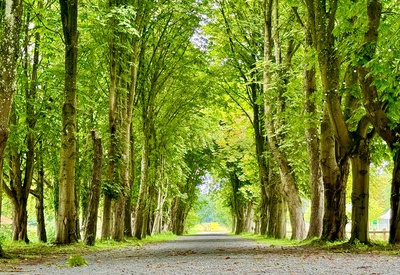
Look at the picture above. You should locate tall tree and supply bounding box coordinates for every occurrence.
[292,6,324,239]
[207,0,285,238]
[170,149,211,235]
[0,0,23,253]
[263,0,306,240]
[56,0,79,244]
[2,2,43,243]
[134,0,204,239]
[356,0,400,243]
[102,0,142,241]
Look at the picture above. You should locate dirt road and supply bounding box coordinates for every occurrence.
[3,232,400,274]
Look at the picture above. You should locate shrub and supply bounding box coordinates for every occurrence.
[66,254,88,267]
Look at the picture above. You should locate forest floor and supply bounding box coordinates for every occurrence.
[1,232,400,274]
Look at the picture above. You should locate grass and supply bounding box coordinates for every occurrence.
[237,233,400,254]
[238,232,302,246]
[0,232,178,266]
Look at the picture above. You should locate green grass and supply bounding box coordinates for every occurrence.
[66,254,88,267]
[236,233,400,254]
[237,233,302,246]
[0,232,178,265]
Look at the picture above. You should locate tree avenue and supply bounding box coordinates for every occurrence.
[1,0,400,256]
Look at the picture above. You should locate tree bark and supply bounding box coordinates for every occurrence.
[36,141,47,242]
[343,65,372,244]
[390,151,400,243]
[244,202,253,232]
[350,137,370,243]
[0,2,23,238]
[3,114,31,243]
[253,89,271,236]
[1,1,23,255]
[101,195,112,240]
[171,198,186,235]
[0,159,2,228]
[135,124,151,239]
[267,169,286,238]
[300,12,323,239]
[56,0,79,244]
[12,199,29,242]
[83,130,103,246]
[152,154,168,235]
[320,106,348,241]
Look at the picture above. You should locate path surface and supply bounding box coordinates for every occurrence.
[4,232,400,274]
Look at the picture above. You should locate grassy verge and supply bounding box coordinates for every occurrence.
[237,232,301,246]
[237,233,400,254]
[0,232,178,265]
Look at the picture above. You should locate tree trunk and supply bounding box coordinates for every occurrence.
[4,124,32,243]
[305,121,324,239]
[259,179,269,235]
[112,196,126,241]
[253,95,270,236]
[390,150,400,243]
[350,138,370,244]
[36,141,47,242]
[9,194,29,243]
[244,202,253,232]
[124,195,133,237]
[0,159,2,253]
[56,0,79,244]
[102,49,118,239]
[227,162,246,235]
[302,22,323,239]
[267,170,286,239]
[125,123,137,237]
[101,195,112,240]
[135,129,151,239]
[152,165,168,235]
[0,2,23,246]
[320,106,348,241]
[343,65,372,244]
[0,159,2,228]
[264,115,305,239]
[83,130,103,246]
[171,198,185,235]
[146,183,156,236]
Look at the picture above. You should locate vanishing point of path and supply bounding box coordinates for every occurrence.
[4,233,400,275]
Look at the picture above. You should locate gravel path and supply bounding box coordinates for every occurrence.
[3,232,400,274]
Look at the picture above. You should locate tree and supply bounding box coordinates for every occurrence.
[263,0,306,240]
[206,0,286,238]
[101,0,143,241]
[356,0,400,244]
[170,149,211,235]
[134,0,205,239]
[55,0,79,244]
[292,5,324,239]
[83,130,103,246]
[0,0,23,253]
[1,0,44,243]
